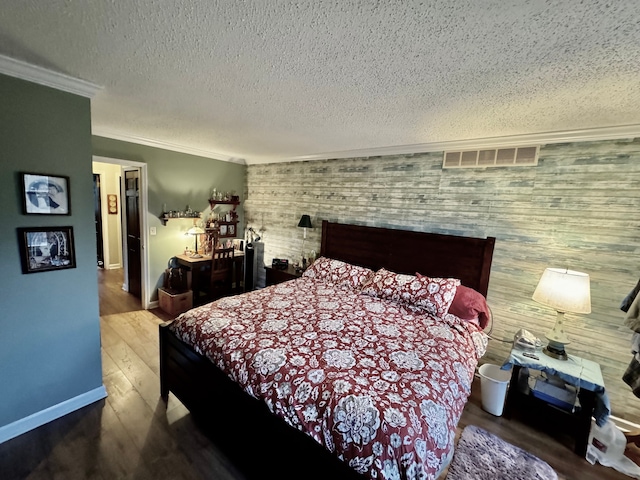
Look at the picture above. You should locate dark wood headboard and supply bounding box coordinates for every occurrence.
[320,221,495,296]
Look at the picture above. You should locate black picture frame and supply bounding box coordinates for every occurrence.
[21,172,71,215]
[17,226,77,274]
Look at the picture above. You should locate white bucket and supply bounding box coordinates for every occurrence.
[478,364,512,416]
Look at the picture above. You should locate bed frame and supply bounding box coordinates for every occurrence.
[159,221,495,477]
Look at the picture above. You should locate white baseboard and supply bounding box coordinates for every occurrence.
[149,300,159,309]
[610,414,640,432]
[0,385,107,444]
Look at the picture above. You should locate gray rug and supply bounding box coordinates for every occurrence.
[446,425,557,480]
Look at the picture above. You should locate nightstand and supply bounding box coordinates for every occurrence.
[502,349,608,457]
[264,264,303,286]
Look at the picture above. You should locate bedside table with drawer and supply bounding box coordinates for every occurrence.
[264,264,303,286]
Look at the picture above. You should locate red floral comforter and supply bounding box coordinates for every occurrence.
[169,277,487,480]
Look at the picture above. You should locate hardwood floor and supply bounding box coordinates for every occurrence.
[0,268,631,479]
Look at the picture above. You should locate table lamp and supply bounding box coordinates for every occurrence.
[297,214,313,266]
[532,268,591,360]
[187,226,205,254]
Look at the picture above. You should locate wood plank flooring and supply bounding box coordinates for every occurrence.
[0,268,632,479]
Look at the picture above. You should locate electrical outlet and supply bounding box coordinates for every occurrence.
[150,227,157,236]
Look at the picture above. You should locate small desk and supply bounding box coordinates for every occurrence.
[502,349,609,457]
[176,250,244,305]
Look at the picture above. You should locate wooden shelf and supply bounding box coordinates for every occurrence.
[206,226,238,239]
[160,213,201,226]
[208,197,240,208]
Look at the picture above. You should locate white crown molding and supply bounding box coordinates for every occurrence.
[0,54,101,98]
[96,123,640,166]
[0,385,107,444]
[259,124,640,164]
[92,127,247,165]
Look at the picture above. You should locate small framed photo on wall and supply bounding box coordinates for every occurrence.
[17,226,76,274]
[21,172,70,215]
[107,194,118,214]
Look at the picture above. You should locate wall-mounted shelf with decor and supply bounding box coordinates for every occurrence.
[208,197,240,209]
[206,196,240,242]
[159,206,201,225]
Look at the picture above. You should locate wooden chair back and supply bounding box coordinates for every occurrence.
[210,247,235,299]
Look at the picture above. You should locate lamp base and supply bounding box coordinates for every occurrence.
[543,342,568,361]
[542,311,570,361]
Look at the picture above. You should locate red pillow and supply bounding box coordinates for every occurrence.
[448,284,490,329]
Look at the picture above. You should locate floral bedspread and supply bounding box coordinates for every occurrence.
[169,277,487,480]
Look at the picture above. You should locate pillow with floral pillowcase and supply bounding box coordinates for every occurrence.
[361,268,460,317]
[415,273,491,328]
[302,256,374,290]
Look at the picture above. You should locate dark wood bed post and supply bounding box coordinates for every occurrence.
[478,236,495,297]
[159,321,170,402]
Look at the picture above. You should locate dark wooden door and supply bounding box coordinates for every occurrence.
[93,174,104,268]
[125,169,141,298]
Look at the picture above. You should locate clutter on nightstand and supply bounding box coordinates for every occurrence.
[528,372,577,411]
[272,258,289,270]
[513,328,542,353]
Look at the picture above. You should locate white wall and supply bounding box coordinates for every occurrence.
[93,161,123,269]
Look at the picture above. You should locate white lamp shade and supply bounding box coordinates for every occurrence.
[532,268,591,314]
[187,226,205,235]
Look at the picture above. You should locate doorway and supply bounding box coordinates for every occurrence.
[94,174,104,268]
[124,169,141,298]
[93,156,150,309]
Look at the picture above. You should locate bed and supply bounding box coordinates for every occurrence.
[159,221,495,479]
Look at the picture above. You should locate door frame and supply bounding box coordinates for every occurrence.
[93,155,150,309]
[93,173,105,268]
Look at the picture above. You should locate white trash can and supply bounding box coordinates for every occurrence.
[478,364,512,416]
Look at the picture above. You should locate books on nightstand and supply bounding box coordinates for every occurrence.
[529,374,577,411]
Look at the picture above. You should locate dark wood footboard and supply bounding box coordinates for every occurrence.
[159,320,223,411]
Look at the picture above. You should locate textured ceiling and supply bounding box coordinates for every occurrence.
[1,1,640,164]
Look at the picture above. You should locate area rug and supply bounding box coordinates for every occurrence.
[446,425,557,480]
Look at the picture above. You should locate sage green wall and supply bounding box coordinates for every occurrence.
[245,140,640,423]
[92,137,246,300]
[0,74,103,428]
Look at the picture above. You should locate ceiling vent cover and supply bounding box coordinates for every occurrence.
[443,146,539,168]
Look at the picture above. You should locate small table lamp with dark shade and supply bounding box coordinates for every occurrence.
[297,214,312,231]
[532,267,591,360]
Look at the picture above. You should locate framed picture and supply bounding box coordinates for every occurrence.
[107,194,118,214]
[17,226,76,274]
[21,172,70,215]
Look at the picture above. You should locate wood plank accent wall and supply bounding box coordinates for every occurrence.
[245,138,640,422]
